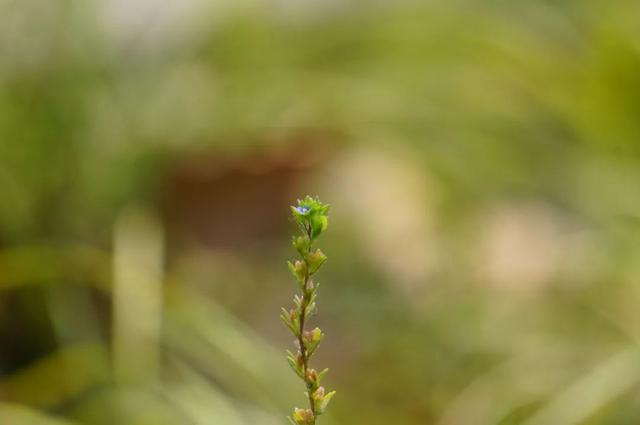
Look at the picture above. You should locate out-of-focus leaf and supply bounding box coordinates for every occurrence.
[163,285,298,409]
[68,386,188,425]
[522,348,640,425]
[0,245,111,292]
[0,403,79,425]
[0,343,110,409]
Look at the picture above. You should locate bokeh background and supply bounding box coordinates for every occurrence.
[2,0,640,424]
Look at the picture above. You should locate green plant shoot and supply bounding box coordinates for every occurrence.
[281,196,335,425]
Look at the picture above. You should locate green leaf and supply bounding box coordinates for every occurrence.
[317,368,329,383]
[310,215,328,240]
[286,350,305,379]
[317,390,336,414]
[280,308,299,336]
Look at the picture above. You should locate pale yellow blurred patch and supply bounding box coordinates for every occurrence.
[325,146,438,294]
[475,202,565,292]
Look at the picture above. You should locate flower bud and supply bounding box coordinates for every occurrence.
[311,387,336,415]
[305,280,314,292]
[292,408,314,425]
[307,249,327,274]
[313,386,325,399]
[306,368,318,382]
[288,260,308,284]
[293,235,310,256]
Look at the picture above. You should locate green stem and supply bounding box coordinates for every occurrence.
[298,233,316,422]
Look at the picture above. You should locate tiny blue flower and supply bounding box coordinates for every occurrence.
[295,206,311,215]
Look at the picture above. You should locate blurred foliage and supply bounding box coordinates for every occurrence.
[2,0,640,424]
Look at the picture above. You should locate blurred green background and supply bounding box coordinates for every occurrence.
[2,0,640,424]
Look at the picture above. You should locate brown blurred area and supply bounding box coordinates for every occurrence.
[162,134,333,250]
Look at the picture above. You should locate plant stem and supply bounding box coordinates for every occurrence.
[297,227,316,422]
[285,196,333,424]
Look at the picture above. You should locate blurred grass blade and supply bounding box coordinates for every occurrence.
[161,359,249,425]
[0,343,110,409]
[164,285,298,409]
[112,207,164,384]
[523,347,640,425]
[0,244,110,292]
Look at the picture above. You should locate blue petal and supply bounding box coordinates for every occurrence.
[295,206,311,215]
